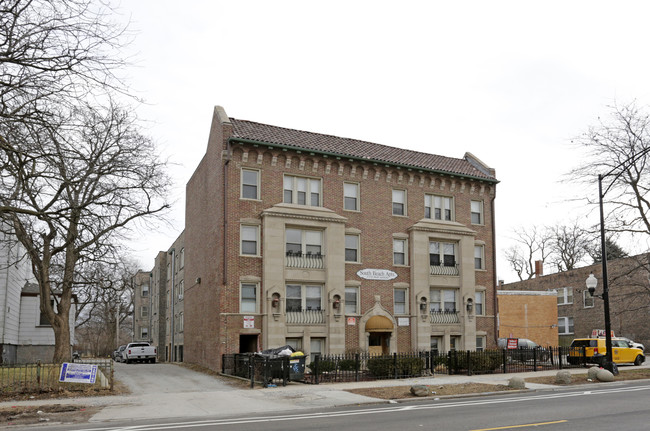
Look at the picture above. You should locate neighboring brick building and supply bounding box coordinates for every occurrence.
[497,290,558,346]
[501,254,650,348]
[131,270,152,343]
[184,106,499,371]
[148,232,185,362]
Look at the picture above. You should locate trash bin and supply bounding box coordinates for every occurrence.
[289,353,306,381]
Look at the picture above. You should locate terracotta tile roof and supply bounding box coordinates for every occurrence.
[230,119,496,181]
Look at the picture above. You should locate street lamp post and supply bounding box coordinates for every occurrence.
[585,271,613,373]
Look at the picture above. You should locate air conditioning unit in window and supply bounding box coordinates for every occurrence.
[178,294,184,300]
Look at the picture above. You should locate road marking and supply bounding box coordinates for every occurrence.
[471,420,568,430]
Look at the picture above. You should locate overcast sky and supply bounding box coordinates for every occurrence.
[115,1,650,283]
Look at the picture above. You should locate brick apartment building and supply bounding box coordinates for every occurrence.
[501,254,650,348]
[147,232,185,362]
[184,106,499,371]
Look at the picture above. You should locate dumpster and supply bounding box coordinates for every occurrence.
[289,351,306,381]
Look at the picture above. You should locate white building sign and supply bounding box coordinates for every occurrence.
[243,315,255,328]
[356,269,398,281]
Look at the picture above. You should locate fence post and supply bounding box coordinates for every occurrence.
[559,347,563,370]
[355,353,360,382]
[36,360,41,390]
[502,349,507,374]
[110,359,114,391]
[466,351,471,376]
[533,348,537,371]
[393,353,398,379]
[314,355,320,385]
[249,356,255,389]
[447,351,452,375]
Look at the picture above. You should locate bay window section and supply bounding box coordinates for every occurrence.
[425,194,453,221]
[429,241,458,275]
[284,175,321,207]
[286,228,323,268]
[285,284,323,312]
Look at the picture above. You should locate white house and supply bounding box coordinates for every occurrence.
[0,229,75,364]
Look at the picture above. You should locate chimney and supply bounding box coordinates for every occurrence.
[535,260,543,277]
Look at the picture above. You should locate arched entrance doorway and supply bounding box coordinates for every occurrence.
[365,315,393,355]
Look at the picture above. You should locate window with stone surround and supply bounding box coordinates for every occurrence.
[241,168,259,200]
[425,194,453,221]
[283,175,321,206]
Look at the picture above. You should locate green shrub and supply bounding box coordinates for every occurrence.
[367,357,393,377]
[315,359,336,374]
[397,357,424,375]
[454,351,502,372]
[338,358,357,371]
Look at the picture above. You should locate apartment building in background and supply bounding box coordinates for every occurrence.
[501,254,650,348]
[147,232,185,362]
[183,106,499,372]
[131,270,152,343]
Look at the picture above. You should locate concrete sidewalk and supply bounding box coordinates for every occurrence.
[1,364,647,424]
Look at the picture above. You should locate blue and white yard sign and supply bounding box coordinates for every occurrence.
[59,363,98,384]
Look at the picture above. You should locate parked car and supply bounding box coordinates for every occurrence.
[113,345,126,362]
[618,337,645,352]
[497,338,550,362]
[122,342,157,364]
[567,337,645,366]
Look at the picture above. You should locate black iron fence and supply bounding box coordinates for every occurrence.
[223,346,592,386]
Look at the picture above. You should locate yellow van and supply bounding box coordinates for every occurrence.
[567,337,645,366]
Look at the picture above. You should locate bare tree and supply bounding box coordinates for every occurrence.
[0,101,170,362]
[571,101,650,238]
[548,222,592,272]
[504,226,552,280]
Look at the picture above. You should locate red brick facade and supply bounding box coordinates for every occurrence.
[184,106,499,371]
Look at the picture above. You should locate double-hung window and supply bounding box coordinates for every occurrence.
[394,288,407,314]
[474,245,484,270]
[583,290,594,308]
[345,234,359,262]
[558,316,574,334]
[474,291,484,315]
[241,225,259,256]
[425,194,453,221]
[286,228,322,255]
[393,238,407,265]
[241,169,259,200]
[286,284,323,311]
[240,283,258,313]
[141,327,149,339]
[429,241,456,267]
[345,287,359,314]
[392,189,406,216]
[142,284,149,297]
[557,287,573,305]
[471,200,483,225]
[141,306,148,317]
[344,182,359,211]
[284,175,321,206]
[430,288,457,312]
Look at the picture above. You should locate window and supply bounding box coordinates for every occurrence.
[393,238,407,265]
[178,312,184,332]
[558,316,574,335]
[429,241,456,267]
[286,228,322,255]
[557,287,573,305]
[310,338,324,363]
[392,189,406,215]
[39,299,54,326]
[241,225,259,256]
[284,175,321,206]
[425,194,453,221]
[430,336,442,355]
[141,306,148,318]
[450,336,461,351]
[178,279,184,296]
[240,283,258,313]
[474,245,484,270]
[141,326,149,339]
[179,248,185,268]
[344,182,359,211]
[241,168,259,199]
[286,337,303,351]
[471,200,483,225]
[286,284,323,311]
[583,290,595,308]
[475,291,484,315]
[345,286,358,314]
[476,336,486,352]
[394,288,407,314]
[430,288,457,312]
[345,234,359,262]
[142,284,149,297]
